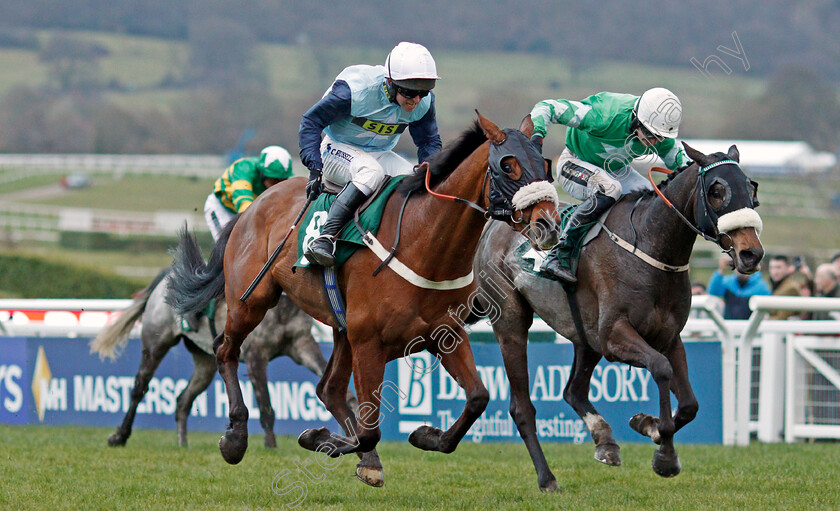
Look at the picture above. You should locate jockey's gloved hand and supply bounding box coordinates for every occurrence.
[306,168,322,200]
[530,135,544,155]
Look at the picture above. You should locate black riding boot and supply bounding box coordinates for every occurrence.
[305,183,368,267]
[541,191,617,284]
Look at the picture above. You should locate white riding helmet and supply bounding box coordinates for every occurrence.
[257,145,293,180]
[634,87,682,139]
[384,42,440,91]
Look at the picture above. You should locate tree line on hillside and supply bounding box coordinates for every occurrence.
[1,0,838,80]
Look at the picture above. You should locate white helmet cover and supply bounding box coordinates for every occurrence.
[635,87,682,139]
[385,42,440,90]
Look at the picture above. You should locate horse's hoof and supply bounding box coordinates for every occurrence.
[629,413,661,444]
[264,434,277,449]
[652,449,681,478]
[356,465,385,487]
[297,427,331,452]
[594,443,622,466]
[219,429,248,465]
[408,425,443,452]
[107,433,127,447]
[539,478,562,493]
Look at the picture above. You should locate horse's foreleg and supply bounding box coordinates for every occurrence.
[564,344,621,466]
[409,335,489,454]
[245,351,276,448]
[497,325,559,492]
[108,335,177,446]
[665,338,699,433]
[311,329,384,487]
[175,348,216,447]
[607,321,680,478]
[299,340,384,457]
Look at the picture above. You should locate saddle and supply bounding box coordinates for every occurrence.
[294,176,406,269]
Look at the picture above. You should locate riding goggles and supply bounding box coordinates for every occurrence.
[394,85,430,99]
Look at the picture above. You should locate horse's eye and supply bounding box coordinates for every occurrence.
[502,162,512,173]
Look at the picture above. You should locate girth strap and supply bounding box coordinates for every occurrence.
[323,266,348,331]
[599,222,690,273]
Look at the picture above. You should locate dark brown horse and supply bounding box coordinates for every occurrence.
[167,113,559,485]
[474,143,764,491]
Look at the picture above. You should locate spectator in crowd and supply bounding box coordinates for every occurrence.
[832,252,840,278]
[767,254,806,319]
[708,254,771,319]
[691,282,707,295]
[812,263,840,320]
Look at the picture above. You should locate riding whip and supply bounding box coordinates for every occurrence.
[240,198,312,303]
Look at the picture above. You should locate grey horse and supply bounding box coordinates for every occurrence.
[90,268,344,449]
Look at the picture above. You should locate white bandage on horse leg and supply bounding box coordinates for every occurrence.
[511,181,559,210]
[717,208,763,236]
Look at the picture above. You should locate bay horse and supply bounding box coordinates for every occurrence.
[90,268,347,449]
[166,113,559,485]
[473,143,764,491]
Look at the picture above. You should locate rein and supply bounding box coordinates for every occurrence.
[424,163,490,217]
[647,165,733,253]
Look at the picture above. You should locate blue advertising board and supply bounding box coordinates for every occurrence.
[0,335,722,444]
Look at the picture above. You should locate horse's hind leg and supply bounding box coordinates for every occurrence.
[408,332,489,454]
[175,342,216,447]
[108,332,178,446]
[565,344,621,466]
[244,348,277,448]
[216,303,269,464]
[608,321,680,478]
[496,316,559,492]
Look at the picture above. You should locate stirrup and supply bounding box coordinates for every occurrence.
[309,233,337,255]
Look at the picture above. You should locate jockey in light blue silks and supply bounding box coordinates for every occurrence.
[528,88,691,284]
[299,42,442,267]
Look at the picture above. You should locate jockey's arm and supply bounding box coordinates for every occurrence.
[528,98,596,139]
[298,80,352,171]
[408,93,442,163]
[655,138,691,171]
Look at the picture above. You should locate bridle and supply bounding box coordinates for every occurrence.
[647,160,744,256]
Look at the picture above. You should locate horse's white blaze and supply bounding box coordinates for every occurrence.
[511,181,558,210]
[717,207,762,236]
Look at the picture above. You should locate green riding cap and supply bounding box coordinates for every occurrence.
[257,145,294,180]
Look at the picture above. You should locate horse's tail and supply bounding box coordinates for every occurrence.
[89,268,170,361]
[166,218,238,316]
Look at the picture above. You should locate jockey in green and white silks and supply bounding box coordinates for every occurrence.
[529,88,691,284]
[300,42,442,267]
[204,145,294,240]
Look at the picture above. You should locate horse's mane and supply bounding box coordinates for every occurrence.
[620,157,711,204]
[397,121,487,196]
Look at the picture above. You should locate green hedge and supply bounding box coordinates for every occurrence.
[0,254,145,298]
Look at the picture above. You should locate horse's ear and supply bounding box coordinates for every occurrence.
[519,114,534,138]
[682,142,710,167]
[727,145,740,163]
[476,110,506,144]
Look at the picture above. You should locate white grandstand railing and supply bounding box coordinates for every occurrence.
[0,154,226,184]
[0,201,208,236]
[2,295,839,445]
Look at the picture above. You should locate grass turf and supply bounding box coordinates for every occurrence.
[1,424,838,510]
